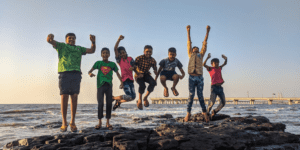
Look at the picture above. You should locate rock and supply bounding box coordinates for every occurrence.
[83,134,104,143]
[104,131,121,141]
[33,143,66,150]
[155,114,173,119]
[31,122,62,129]
[4,114,300,150]
[157,139,178,149]
[4,140,19,148]
[234,113,241,115]
[45,139,58,144]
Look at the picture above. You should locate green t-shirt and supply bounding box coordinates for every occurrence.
[93,61,118,88]
[55,42,87,72]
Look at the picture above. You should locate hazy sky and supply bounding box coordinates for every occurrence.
[0,0,299,104]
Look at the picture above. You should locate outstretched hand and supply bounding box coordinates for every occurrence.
[222,54,227,59]
[119,83,124,89]
[89,73,96,77]
[90,34,95,43]
[47,34,54,42]
[179,75,184,80]
[118,35,124,41]
[186,25,191,31]
[207,53,211,58]
[206,25,210,32]
[137,73,144,78]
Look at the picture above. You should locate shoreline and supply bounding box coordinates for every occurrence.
[3,113,300,150]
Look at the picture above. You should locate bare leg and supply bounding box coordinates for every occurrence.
[160,75,168,97]
[112,96,128,103]
[70,94,78,125]
[184,112,191,122]
[60,94,69,126]
[106,119,110,126]
[160,75,168,89]
[138,93,143,103]
[98,119,102,126]
[172,74,179,89]
[143,91,151,106]
[171,74,180,96]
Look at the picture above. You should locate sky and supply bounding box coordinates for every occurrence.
[0,0,299,104]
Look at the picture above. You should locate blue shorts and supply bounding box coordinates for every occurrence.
[160,70,177,81]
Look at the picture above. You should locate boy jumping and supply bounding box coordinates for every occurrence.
[204,53,227,119]
[155,47,185,97]
[184,25,210,123]
[47,33,96,132]
[112,35,136,111]
[135,45,158,110]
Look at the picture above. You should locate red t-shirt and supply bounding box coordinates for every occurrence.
[207,67,224,85]
[118,57,134,82]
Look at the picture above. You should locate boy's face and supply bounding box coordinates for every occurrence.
[101,50,110,60]
[65,36,76,46]
[168,52,176,61]
[144,48,153,58]
[192,47,199,53]
[212,62,219,67]
[120,50,127,59]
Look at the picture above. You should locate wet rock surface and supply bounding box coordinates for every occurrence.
[30,122,62,129]
[3,114,300,150]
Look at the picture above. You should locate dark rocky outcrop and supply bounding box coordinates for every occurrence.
[3,114,300,150]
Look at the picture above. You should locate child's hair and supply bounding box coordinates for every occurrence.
[117,46,128,58]
[144,45,153,51]
[211,58,220,64]
[168,47,176,53]
[117,46,126,53]
[192,46,199,50]
[101,47,110,54]
[65,33,76,39]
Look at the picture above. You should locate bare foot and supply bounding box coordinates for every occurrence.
[137,100,143,110]
[143,97,149,107]
[164,88,169,97]
[171,87,179,96]
[203,112,210,123]
[210,110,216,120]
[106,123,113,130]
[184,112,191,122]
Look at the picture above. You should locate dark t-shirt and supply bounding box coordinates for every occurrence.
[159,58,183,71]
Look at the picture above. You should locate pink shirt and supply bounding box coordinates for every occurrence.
[208,67,224,85]
[118,57,134,82]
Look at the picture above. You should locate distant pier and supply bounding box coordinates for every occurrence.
[150,97,300,105]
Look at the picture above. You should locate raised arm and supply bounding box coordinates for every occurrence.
[203,53,211,70]
[186,25,192,58]
[200,25,210,57]
[114,35,124,58]
[47,34,58,48]
[220,54,227,68]
[86,35,96,54]
[88,67,96,77]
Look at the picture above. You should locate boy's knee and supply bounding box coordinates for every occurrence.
[172,74,179,80]
[160,75,167,81]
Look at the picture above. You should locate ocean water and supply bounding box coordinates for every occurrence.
[0,103,300,148]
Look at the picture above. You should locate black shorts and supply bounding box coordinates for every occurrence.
[160,70,177,81]
[58,72,82,95]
